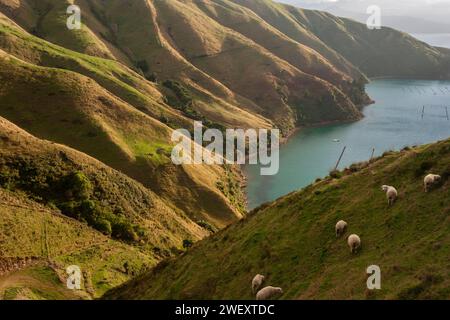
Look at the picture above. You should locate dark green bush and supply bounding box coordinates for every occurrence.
[329,170,342,179]
[162,80,193,110]
[65,171,93,200]
[415,160,435,177]
[183,239,194,249]
[197,220,217,233]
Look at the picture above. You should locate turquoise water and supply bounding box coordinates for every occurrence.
[243,79,450,209]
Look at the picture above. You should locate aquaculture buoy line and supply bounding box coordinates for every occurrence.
[419,105,450,120]
[401,86,450,96]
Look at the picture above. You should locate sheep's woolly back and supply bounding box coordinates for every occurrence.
[252,274,265,293]
[256,286,283,300]
[382,185,398,199]
[335,220,348,236]
[347,234,361,252]
[424,174,441,184]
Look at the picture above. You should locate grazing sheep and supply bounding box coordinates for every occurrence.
[335,220,348,237]
[252,274,265,294]
[256,286,283,300]
[381,185,398,206]
[424,174,441,192]
[347,234,361,254]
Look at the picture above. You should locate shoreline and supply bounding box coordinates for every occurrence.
[240,115,369,212]
[240,98,377,212]
[368,76,450,81]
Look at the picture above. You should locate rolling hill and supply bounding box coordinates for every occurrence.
[3,0,449,135]
[1,0,450,300]
[104,140,450,300]
[0,116,207,298]
[0,26,245,229]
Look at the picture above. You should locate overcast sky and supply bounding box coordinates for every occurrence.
[278,0,450,24]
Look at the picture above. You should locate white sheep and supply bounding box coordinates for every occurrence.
[335,220,348,237]
[381,185,398,206]
[424,174,441,192]
[347,234,361,254]
[256,286,283,300]
[252,274,265,294]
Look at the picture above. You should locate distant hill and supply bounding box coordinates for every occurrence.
[2,0,450,135]
[104,140,450,299]
[277,0,450,34]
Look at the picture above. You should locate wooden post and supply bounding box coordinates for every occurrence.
[370,148,375,161]
[421,106,425,119]
[335,146,347,171]
[446,107,449,121]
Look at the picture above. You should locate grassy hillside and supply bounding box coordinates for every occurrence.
[0,116,207,249]
[0,0,361,134]
[0,37,243,229]
[0,115,215,298]
[0,188,154,299]
[2,1,448,133]
[104,140,450,300]
[1,0,450,300]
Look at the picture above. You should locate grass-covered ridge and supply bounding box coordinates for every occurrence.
[0,116,207,254]
[0,115,212,298]
[104,140,450,300]
[0,44,243,229]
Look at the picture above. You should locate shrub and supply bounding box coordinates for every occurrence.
[329,170,342,179]
[65,172,93,200]
[136,60,149,73]
[162,80,193,110]
[59,201,79,218]
[111,220,139,242]
[197,220,217,233]
[93,218,112,236]
[414,160,435,177]
[183,239,194,249]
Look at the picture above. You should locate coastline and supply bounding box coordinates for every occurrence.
[240,115,368,212]
[240,98,376,212]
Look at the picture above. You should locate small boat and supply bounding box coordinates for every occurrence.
[333,139,340,143]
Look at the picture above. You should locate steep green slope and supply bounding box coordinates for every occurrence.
[0,12,189,128]
[0,115,215,298]
[0,188,154,299]
[2,0,449,132]
[0,0,363,134]
[0,41,244,228]
[0,116,206,248]
[104,140,450,300]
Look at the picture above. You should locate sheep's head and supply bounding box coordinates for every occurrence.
[276,288,284,294]
[435,175,442,182]
[381,185,389,192]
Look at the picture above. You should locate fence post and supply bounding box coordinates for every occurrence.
[335,146,347,171]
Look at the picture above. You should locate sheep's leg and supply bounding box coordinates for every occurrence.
[389,197,395,206]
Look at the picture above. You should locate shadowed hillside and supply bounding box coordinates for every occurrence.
[104,140,450,300]
[0,116,211,297]
[0,37,244,229]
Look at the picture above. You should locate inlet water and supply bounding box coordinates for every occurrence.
[243,79,450,209]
